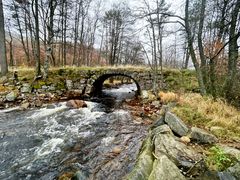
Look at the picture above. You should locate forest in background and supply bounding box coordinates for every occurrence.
[0,0,239,105]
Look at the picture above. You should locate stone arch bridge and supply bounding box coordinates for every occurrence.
[64,68,163,97]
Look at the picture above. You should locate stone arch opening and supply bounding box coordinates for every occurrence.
[90,73,141,97]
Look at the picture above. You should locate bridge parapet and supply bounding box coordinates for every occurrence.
[62,68,163,96]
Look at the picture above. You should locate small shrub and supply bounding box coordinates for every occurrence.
[206,146,237,171]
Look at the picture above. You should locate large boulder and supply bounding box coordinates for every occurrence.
[154,125,202,169]
[164,112,189,136]
[190,127,218,144]
[125,136,154,180]
[66,100,87,109]
[148,154,186,180]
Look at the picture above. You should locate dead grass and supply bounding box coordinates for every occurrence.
[158,91,180,104]
[172,93,240,140]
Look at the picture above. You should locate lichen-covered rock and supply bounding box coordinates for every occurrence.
[6,91,17,102]
[154,126,202,169]
[125,136,153,180]
[165,112,189,136]
[190,127,218,144]
[148,154,186,180]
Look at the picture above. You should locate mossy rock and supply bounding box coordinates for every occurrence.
[124,136,154,180]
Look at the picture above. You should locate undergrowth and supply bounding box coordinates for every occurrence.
[206,146,237,171]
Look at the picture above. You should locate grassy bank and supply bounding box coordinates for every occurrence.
[171,93,240,141]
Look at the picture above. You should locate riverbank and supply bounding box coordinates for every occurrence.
[0,67,240,179]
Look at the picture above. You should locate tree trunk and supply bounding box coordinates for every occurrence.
[185,0,206,95]
[198,0,207,86]
[0,0,7,75]
[224,0,240,98]
[33,0,41,77]
[43,0,57,79]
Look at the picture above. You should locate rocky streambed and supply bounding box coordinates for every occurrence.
[0,83,240,180]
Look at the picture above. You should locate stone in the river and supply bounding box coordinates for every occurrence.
[20,83,31,93]
[148,154,186,180]
[6,91,18,102]
[66,100,87,109]
[165,112,189,136]
[190,127,218,144]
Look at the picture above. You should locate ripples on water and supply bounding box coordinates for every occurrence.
[0,84,147,180]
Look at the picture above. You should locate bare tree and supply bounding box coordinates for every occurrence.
[0,0,8,75]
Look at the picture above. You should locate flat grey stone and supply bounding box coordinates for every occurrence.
[165,112,189,136]
[190,127,218,144]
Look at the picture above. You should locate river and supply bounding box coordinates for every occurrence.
[0,84,147,180]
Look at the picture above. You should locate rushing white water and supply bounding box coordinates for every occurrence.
[0,84,147,180]
[35,138,64,157]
